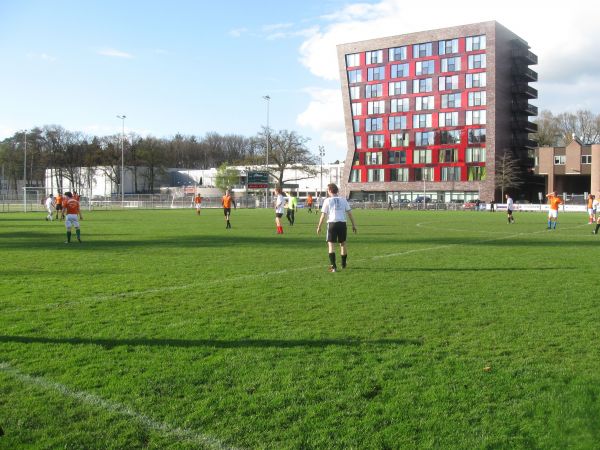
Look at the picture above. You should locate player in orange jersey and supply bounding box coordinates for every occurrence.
[546,191,563,230]
[63,191,83,243]
[193,193,202,215]
[306,194,314,213]
[55,192,63,220]
[222,190,236,229]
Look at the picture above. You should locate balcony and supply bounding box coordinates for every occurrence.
[512,83,538,99]
[512,119,538,133]
[512,66,538,82]
[512,48,538,65]
[512,101,538,116]
[512,137,537,149]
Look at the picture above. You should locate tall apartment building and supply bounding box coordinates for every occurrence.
[337,21,537,202]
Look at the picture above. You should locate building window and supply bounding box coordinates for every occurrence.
[346,53,360,67]
[390,133,409,147]
[366,50,383,64]
[389,46,407,61]
[391,63,410,78]
[367,168,384,182]
[390,98,410,113]
[414,167,434,181]
[439,148,458,163]
[350,169,361,182]
[368,67,385,81]
[439,75,459,91]
[365,117,383,132]
[350,86,360,100]
[415,131,435,146]
[466,110,486,125]
[441,93,461,108]
[440,130,461,144]
[353,119,360,132]
[388,150,407,163]
[439,39,458,55]
[468,54,486,69]
[439,112,459,127]
[413,113,432,129]
[365,84,383,98]
[554,155,566,165]
[466,35,486,51]
[413,42,433,58]
[413,149,432,164]
[416,60,435,76]
[367,100,385,115]
[415,96,435,111]
[348,69,362,84]
[413,78,433,93]
[365,151,383,165]
[468,128,486,144]
[582,155,592,164]
[351,103,362,117]
[466,147,486,163]
[388,81,408,96]
[389,116,407,130]
[441,166,461,181]
[355,135,362,149]
[441,57,461,72]
[390,168,409,181]
[466,72,486,88]
[468,91,486,106]
[467,166,486,181]
[367,135,384,148]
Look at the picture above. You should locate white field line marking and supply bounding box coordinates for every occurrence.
[4,222,589,313]
[0,361,240,450]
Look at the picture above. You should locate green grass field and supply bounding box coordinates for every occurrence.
[1,207,599,449]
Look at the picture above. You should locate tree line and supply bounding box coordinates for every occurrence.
[0,125,316,194]
[534,109,600,146]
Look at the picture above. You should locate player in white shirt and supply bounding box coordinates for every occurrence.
[505,194,515,224]
[44,194,55,221]
[274,187,285,234]
[316,183,357,272]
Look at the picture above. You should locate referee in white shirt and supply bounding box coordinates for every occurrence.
[316,183,357,272]
[505,194,515,224]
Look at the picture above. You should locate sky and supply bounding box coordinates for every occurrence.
[1,0,600,163]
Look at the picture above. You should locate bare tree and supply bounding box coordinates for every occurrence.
[256,129,317,189]
[496,150,523,199]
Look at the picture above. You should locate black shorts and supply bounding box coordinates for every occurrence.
[507,209,513,214]
[223,208,231,216]
[327,222,347,243]
[56,204,62,211]
[275,213,283,218]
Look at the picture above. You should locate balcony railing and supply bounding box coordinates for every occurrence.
[512,101,538,116]
[512,84,538,99]
[512,48,538,65]
[512,66,538,82]
[512,120,538,133]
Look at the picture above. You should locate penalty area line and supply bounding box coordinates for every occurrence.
[0,361,239,450]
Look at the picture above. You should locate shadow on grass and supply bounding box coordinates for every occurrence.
[0,335,423,349]
[349,266,577,272]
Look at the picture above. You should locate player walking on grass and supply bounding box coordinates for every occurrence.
[505,194,515,224]
[274,187,285,234]
[193,193,202,215]
[55,192,63,220]
[587,194,595,224]
[63,192,82,243]
[222,190,236,229]
[546,191,563,230]
[306,194,314,213]
[316,183,357,273]
[44,194,55,221]
[286,192,298,226]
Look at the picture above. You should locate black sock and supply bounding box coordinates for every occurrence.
[328,252,336,268]
[341,254,347,267]
[596,224,600,233]
[66,231,71,242]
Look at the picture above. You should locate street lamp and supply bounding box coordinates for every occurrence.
[262,95,270,208]
[116,115,126,204]
[319,145,325,199]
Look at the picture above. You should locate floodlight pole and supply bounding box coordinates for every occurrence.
[263,95,270,208]
[319,146,325,198]
[116,115,126,205]
[23,130,27,212]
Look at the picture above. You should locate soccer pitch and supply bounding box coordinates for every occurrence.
[1,208,598,449]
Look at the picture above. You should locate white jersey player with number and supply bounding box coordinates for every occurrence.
[44,195,55,221]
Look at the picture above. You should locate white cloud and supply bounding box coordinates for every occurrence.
[228,27,248,38]
[297,88,347,150]
[267,26,318,41]
[262,22,294,32]
[98,48,134,59]
[296,0,600,157]
[27,53,57,62]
